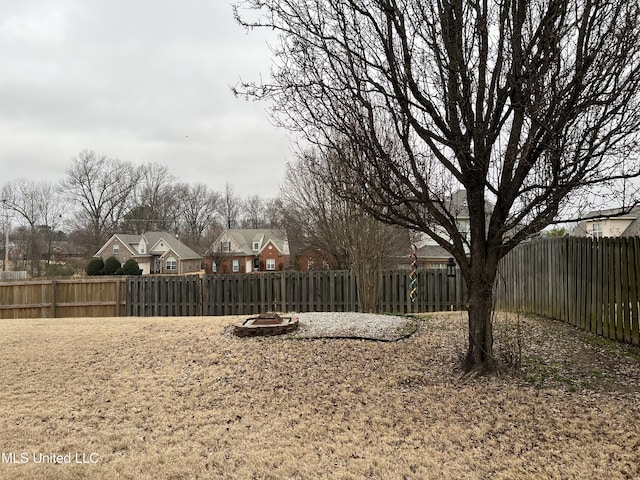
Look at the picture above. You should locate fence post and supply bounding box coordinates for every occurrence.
[633,238,640,345]
[51,280,57,318]
[115,277,120,316]
[126,277,132,316]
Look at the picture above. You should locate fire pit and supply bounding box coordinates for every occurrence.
[234,312,299,337]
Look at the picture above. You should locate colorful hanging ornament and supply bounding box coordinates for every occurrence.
[409,243,418,303]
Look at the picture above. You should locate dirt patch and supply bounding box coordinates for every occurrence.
[0,312,638,480]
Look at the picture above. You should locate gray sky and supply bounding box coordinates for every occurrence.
[0,1,291,199]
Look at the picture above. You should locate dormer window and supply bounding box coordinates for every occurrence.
[253,241,260,251]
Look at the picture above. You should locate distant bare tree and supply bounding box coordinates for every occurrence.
[241,195,266,228]
[282,151,406,311]
[263,197,285,229]
[1,180,64,275]
[175,182,222,252]
[222,183,242,229]
[280,158,346,267]
[123,162,180,233]
[236,0,640,373]
[61,150,141,255]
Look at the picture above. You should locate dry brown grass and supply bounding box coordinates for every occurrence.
[0,312,639,480]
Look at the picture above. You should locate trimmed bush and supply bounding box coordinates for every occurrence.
[122,258,142,275]
[46,264,76,277]
[103,256,122,275]
[86,257,104,276]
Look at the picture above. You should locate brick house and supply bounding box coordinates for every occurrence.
[206,229,290,273]
[294,245,339,271]
[94,231,203,275]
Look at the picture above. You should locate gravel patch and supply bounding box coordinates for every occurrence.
[288,311,417,341]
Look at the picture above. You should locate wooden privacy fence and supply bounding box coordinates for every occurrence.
[496,237,640,346]
[0,269,466,318]
[0,278,127,319]
[126,269,467,316]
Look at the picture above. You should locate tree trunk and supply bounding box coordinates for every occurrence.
[463,183,498,374]
[464,276,496,374]
[355,263,380,313]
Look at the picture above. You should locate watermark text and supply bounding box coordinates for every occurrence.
[1,452,99,465]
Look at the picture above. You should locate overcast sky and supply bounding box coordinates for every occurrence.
[0,1,292,199]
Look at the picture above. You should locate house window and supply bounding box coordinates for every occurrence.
[253,241,260,251]
[253,258,260,271]
[232,260,240,272]
[211,261,217,273]
[592,222,603,238]
[221,241,231,252]
[140,244,145,254]
[166,257,177,271]
[113,244,119,255]
[266,258,276,271]
[308,259,314,270]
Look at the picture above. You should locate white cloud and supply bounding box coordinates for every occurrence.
[0,1,289,199]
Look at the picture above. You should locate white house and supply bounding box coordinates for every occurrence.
[95,231,203,275]
[573,206,640,238]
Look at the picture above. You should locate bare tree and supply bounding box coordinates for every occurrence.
[222,183,242,229]
[175,182,222,252]
[280,156,349,268]
[235,0,640,373]
[1,180,64,275]
[123,162,180,233]
[263,197,285,229]
[282,151,406,311]
[61,150,141,255]
[241,195,266,228]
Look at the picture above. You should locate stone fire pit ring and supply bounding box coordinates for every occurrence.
[234,312,299,337]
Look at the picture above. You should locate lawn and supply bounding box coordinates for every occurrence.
[0,312,638,479]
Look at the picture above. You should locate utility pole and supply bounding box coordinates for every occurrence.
[3,228,7,271]
[2,199,8,271]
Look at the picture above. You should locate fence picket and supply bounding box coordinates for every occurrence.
[614,238,624,341]
[608,240,617,339]
[628,239,638,344]
[621,239,631,343]
[629,237,640,345]
[594,239,604,336]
